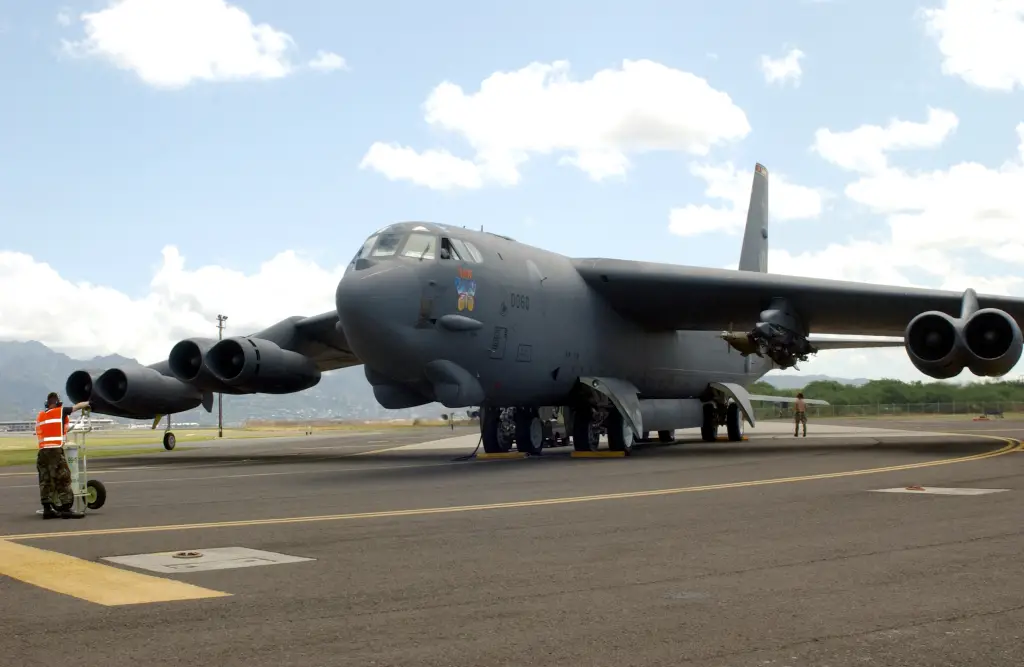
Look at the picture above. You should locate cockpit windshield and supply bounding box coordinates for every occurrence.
[350,223,484,267]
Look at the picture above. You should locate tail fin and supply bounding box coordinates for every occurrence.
[738,162,769,273]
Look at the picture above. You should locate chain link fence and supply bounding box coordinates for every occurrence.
[753,401,1024,421]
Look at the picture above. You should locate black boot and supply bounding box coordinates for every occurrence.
[41,503,60,519]
[58,503,84,519]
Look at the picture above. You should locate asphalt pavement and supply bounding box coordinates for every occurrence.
[1,417,1023,667]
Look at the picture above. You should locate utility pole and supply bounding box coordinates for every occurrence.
[217,314,228,437]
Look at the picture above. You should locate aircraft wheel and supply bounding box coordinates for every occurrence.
[515,409,544,455]
[726,402,743,441]
[700,404,718,442]
[163,431,176,451]
[481,407,513,454]
[658,430,675,443]
[86,479,106,510]
[606,410,634,455]
[572,406,601,452]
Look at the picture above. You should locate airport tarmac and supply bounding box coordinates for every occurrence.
[1,416,1023,666]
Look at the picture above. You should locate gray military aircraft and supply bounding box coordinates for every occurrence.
[66,163,1024,455]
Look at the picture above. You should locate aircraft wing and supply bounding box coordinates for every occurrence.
[571,259,1024,337]
[65,309,361,421]
[748,394,829,406]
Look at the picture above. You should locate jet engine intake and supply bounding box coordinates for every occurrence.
[65,369,136,419]
[963,308,1023,377]
[92,366,205,416]
[205,336,321,394]
[904,307,1023,379]
[169,337,245,394]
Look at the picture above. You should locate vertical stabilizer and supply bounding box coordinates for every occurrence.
[738,162,769,273]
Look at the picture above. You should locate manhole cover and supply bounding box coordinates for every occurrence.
[173,551,203,559]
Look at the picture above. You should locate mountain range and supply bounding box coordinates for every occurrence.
[0,340,870,424]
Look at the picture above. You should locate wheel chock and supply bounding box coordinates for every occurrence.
[715,435,749,441]
[476,452,528,460]
[571,450,627,458]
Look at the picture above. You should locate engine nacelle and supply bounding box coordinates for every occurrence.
[92,366,205,417]
[205,336,321,394]
[168,337,247,394]
[963,308,1023,377]
[904,308,1024,379]
[65,369,143,419]
[904,311,967,379]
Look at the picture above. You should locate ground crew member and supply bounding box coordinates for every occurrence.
[35,391,89,519]
[794,392,807,437]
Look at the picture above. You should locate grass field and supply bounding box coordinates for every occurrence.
[0,446,196,467]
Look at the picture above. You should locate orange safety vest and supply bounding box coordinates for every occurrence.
[35,406,69,449]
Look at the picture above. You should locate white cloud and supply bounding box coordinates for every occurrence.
[921,0,1024,91]
[360,59,751,190]
[668,162,824,236]
[813,110,1024,265]
[59,0,342,88]
[0,246,345,364]
[56,9,72,27]
[759,48,804,86]
[308,50,346,72]
[811,107,959,174]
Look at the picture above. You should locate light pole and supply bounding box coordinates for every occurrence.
[217,314,228,437]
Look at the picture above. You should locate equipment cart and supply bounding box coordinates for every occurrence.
[64,408,107,513]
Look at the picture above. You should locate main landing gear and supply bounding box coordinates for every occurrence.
[568,404,634,454]
[480,406,545,455]
[700,400,744,442]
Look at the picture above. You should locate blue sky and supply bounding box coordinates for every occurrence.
[1,0,1023,381]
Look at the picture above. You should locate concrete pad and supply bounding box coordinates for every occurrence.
[870,487,1010,496]
[103,547,314,574]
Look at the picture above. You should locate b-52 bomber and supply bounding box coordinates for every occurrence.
[66,163,1024,455]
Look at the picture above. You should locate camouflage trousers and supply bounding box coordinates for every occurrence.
[37,447,73,507]
[794,411,807,435]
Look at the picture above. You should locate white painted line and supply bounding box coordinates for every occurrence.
[103,547,315,573]
[871,487,1010,496]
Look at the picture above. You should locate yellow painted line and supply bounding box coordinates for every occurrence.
[477,452,527,459]
[571,451,627,458]
[715,435,749,441]
[3,436,1017,543]
[0,540,230,606]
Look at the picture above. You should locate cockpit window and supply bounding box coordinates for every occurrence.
[352,235,378,263]
[401,232,436,260]
[371,232,403,257]
[440,237,461,260]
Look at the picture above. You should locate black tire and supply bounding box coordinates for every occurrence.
[606,410,634,455]
[572,406,601,452]
[515,410,544,455]
[701,403,718,442]
[481,407,513,453]
[163,431,176,450]
[86,479,106,510]
[658,430,675,443]
[726,402,743,442]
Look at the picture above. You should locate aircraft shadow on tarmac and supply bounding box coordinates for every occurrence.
[96,435,1008,470]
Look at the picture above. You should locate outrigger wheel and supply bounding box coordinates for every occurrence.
[163,432,176,450]
[86,479,106,510]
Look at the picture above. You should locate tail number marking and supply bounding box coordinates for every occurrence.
[510,293,530,310]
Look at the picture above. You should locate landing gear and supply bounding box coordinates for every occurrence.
[481,406,515,454]
[701,403,718,442]
[514,408,544,455]
[571,405,602,452]
[163,431,176,450]
[606,409,633,454]
[701,401,745,442]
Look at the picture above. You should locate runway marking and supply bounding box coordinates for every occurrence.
[3,436,1017,542]
[0,539,231,606]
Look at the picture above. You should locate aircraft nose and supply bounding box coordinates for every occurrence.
[335,262,423,378]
